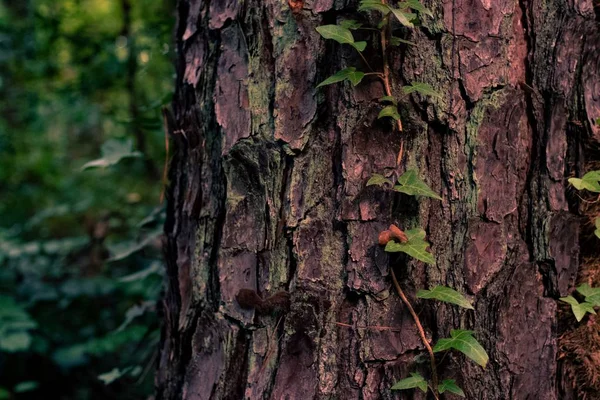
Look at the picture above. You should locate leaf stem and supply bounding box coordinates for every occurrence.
[357,50,376,73]
[390,267,439,396]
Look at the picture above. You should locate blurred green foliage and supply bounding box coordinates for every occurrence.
[0,0,174,398]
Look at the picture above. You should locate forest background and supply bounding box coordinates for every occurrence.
[0,0,174,398]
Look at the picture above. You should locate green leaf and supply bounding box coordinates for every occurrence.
[595,218,600,239]
[118,262,162,283]
[0,332,32,352]
[108,227,163,261]
[0,296,37,353]
[358,0,390,13]
[391,372,428,393]
[568,171,600,193]
[81,138,142,170]
[317,67,365,88]
[0,388,10,400]
[394,169,442,200]
[13,381,39,393]
[340,20,362,30]
[379,96,398,105]
[367,173,393,187]
[417,286,474,310]
[316,25,354,45]
[438,379,465,397]
[401,0,434,17]
[560,295,596,322]
[390,36,416,46]
[595,117,600,126]
[576,283,600,300]
[403,82,442,98]
[378,105,400,121]
[389,7,415,27]
[433,329,489,368]
[385,228,435,265]
[98,368,129,385]
[350,41,367,52]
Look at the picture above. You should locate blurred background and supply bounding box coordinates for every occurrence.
[0,0,175,398]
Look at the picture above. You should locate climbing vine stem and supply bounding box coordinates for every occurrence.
[390,267,439,397]
[316,1,489,397]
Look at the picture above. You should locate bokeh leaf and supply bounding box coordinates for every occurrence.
[81,138,142,170]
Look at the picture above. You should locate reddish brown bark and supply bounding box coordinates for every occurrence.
[157,1,600,399]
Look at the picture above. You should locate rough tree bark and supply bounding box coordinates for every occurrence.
[157,0,600,399]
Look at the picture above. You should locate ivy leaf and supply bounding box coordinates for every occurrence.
[391,36,416,46]
[400,0,434,17]
[433,329,489,368]
[367,173,393,187]
[340,20,362,30]
[576,283,600,306]
[438,379,465,397]
[385,228,435,265]
[389,7,415,27]
[317,67,365,88]
[350,41,367,52]
[391,372,428,393]
[378,105,401,121]
[81,139,142,170]
[394,169,442,200]
[595,218,600,239]
[568,171,600,193]
[379,96,398,105]
[417,286,474,310]
[358,0,390,13]
[560,295,596,322]
[403,82,442,98]
[316,25,355,45]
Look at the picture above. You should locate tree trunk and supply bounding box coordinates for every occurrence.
[156,1,600,399]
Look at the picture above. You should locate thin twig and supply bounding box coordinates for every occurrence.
[390,268,439,396]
